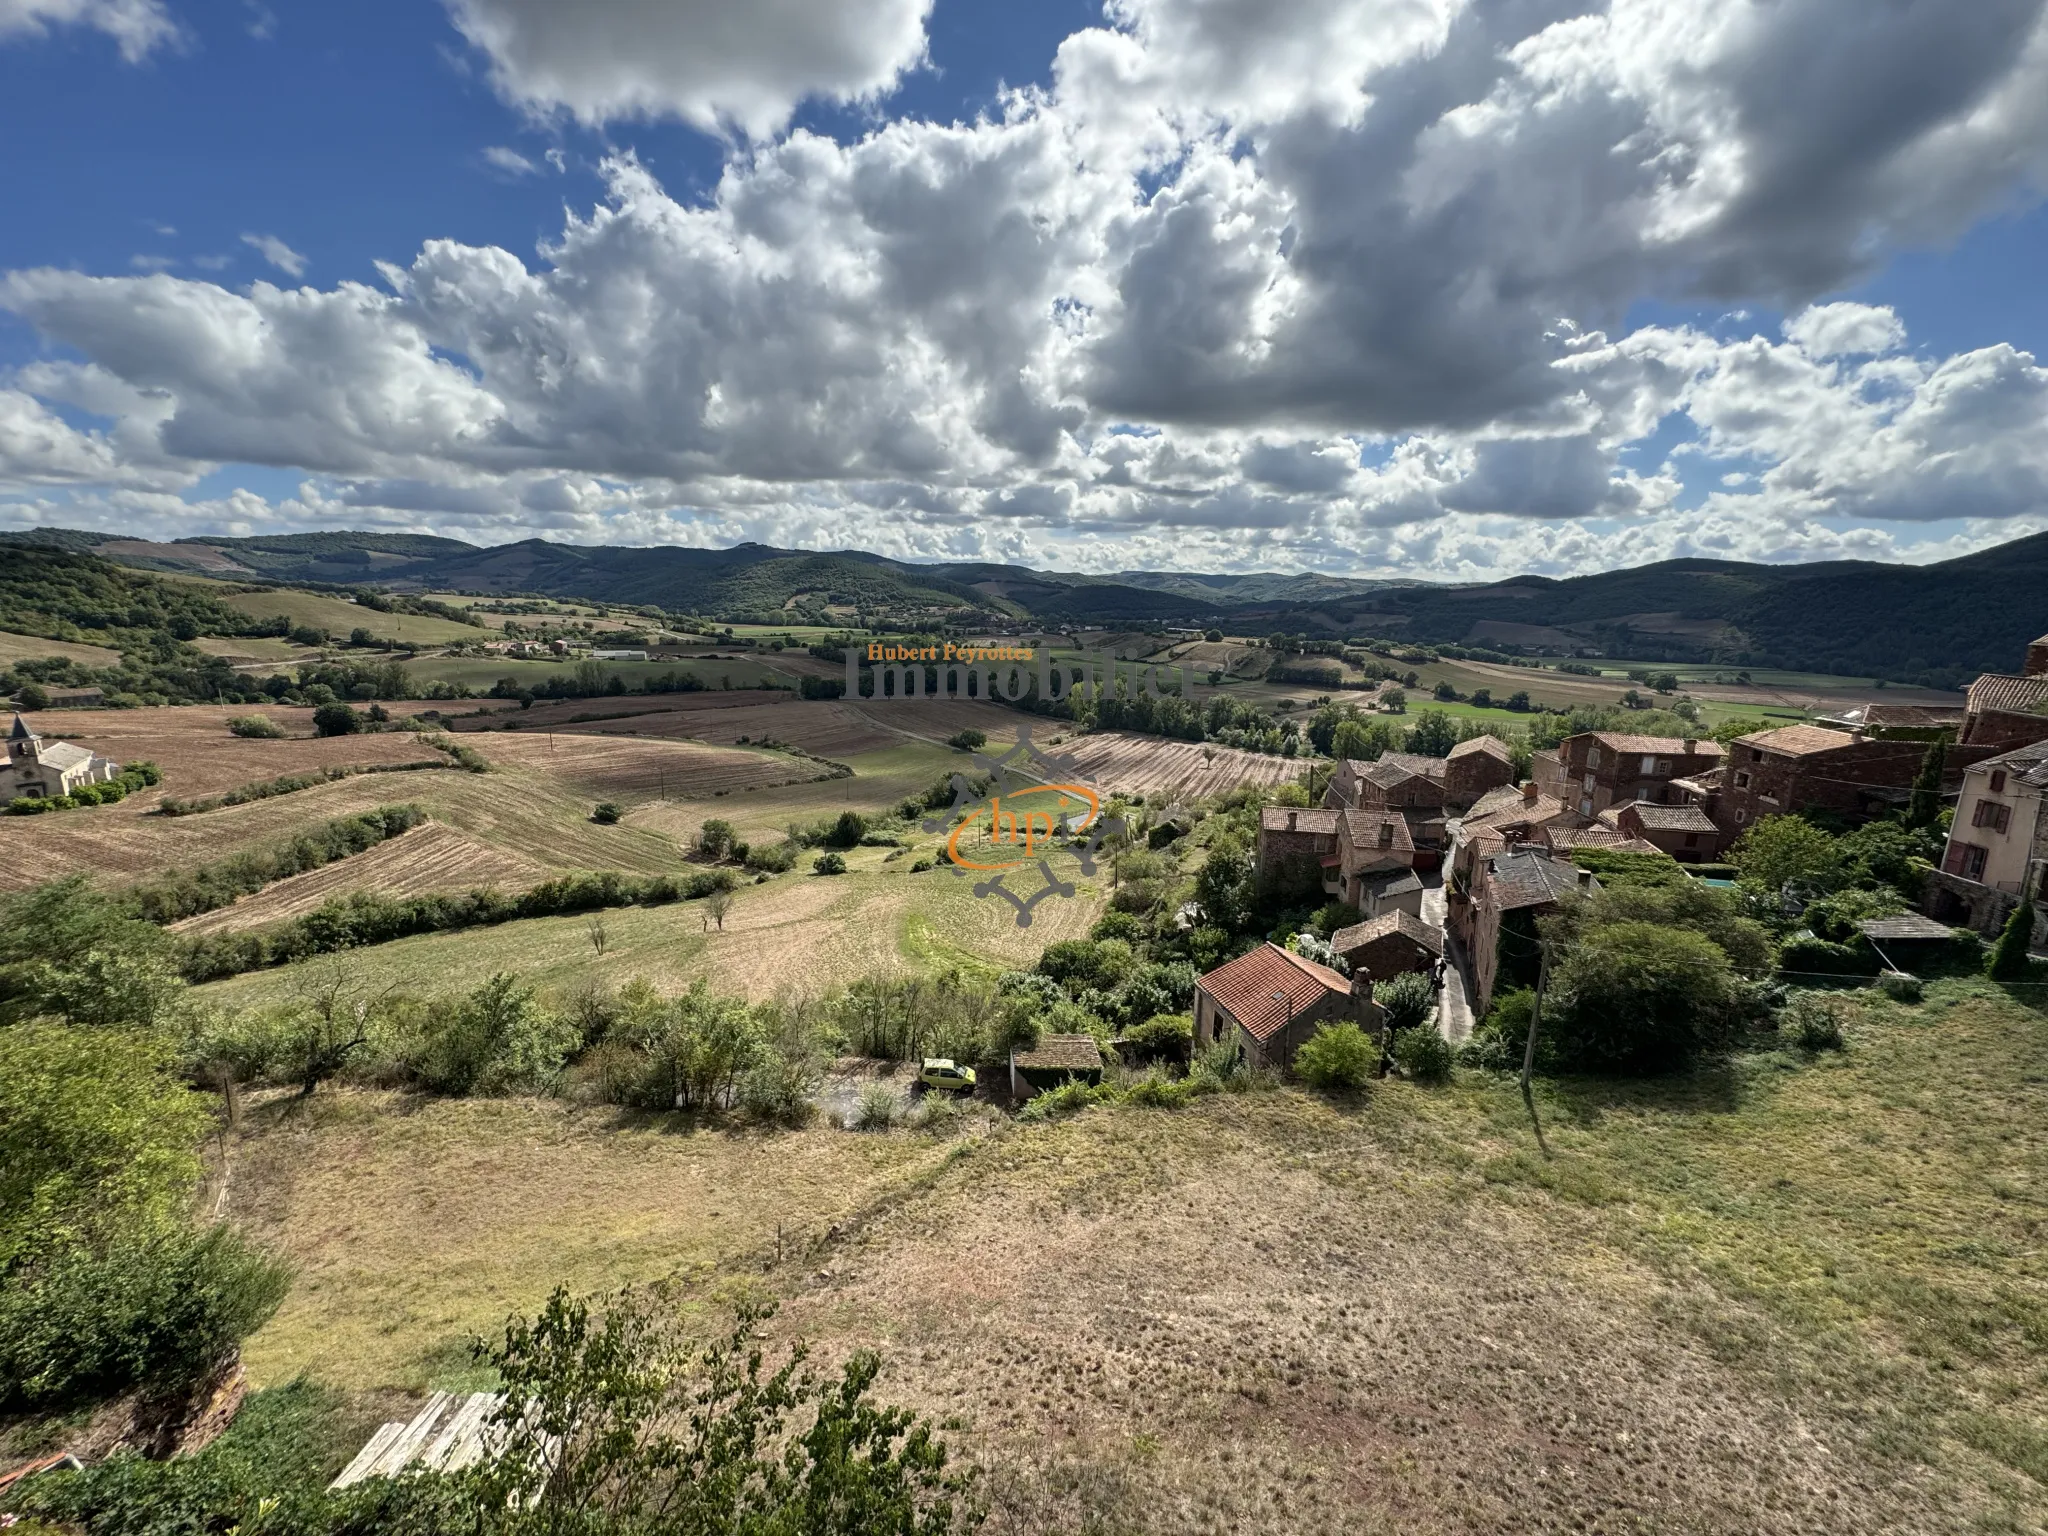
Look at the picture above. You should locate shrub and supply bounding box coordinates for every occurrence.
[1988,898,2037,981]
[1294,1020,1377,1090]
[813,851,848,875]
[1119,1012,1193,1063]
[226,714,285,739]
[310,702,362,737]
[1088,910,1146,944]
[909,857,934,873]
[745,839,799,873]
[1017,1078,1103,1122]
[1393,1026,1453,1083]
[1779,932,1880,976]
[0,1224,291,1411]
[1548,921,1738,1074]
[696,818,738,859]
[1121,1071,1194,1108]
[854,1081,900,1130]
[946,729,986,751]
[1875,969,1922,1002]
[591,801,623,824]
[1782,993,1845,1051]
[828,809,868,848]
[1376,970,1433,1034]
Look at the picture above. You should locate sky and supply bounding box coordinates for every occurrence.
[3,0,2048,582]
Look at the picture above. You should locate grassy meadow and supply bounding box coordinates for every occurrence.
[209,969,2048,1532]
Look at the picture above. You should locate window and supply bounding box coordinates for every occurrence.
[1587,746,1602,769]
[1958,844,1988,881]
[1684,833,1699,847]
[1735,771,1751,789]
[1990,771,2007,793]
[1656,758,1671,775]
[1641,755,1657,774]
[1973,800,2012,834]
[1735,809,1747,824]
[1751,748,1763,763]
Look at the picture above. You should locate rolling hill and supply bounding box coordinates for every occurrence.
[6,524,2046,686]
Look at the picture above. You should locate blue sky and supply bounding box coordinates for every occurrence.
[3,0,2047,580]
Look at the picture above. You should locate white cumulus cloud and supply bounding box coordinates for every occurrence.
[442,0,935,139]
[239,232,307,277]
[0,0,177,60]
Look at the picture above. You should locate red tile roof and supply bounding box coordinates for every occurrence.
[1259,807,1341,835]
[1338,809,1413,852]
[1448,735,1513,762]
[1197,943,1352,1041]
[1735,724,1858,757]
[1968,674,2048,717]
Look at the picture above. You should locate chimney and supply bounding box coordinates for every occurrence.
[1287,811,1298,831]
[1522,781,1539,806]
[1577,868,1594,890]
[1682,738,1696,754]
[1379,822,1394,847]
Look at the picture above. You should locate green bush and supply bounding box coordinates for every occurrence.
[1782,993,1845,1051]
[946,729,986,751]
[1393,1026,1453,1083]
[1778,932,1880,977]
[1376,970,1433,1033]
[745,838,799,873]
[854,1081,900,1130]
[813,851,848,875]
[1017,1078,1105,1122]
[1294,1020,1377,1090]
[1119,1012,1193,1063]
[1989,898,2038,981]
[591,801,623,824]
[310,702,362,737]
[226,714,286,739]
[0,1224,291,1411]
[1548,921,1738,1074]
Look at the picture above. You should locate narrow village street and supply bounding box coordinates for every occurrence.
[1420,871,1477,1043]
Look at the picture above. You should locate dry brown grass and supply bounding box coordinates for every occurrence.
[169,823,547,934]
[0,629,125,668]
[477,732,828,801]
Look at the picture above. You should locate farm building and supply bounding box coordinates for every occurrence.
[1009,1034,1105,1098]
[1332,909,1442,982]
[2,713,120,801]
[1444,736,1516,808]
[1609,801,1727,863]
[1193,942,1378,1072]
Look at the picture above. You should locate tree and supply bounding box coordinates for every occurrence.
[1988,898,2037,980]
[1908,736,1947,828]
[311,701,362,736]
[1651,672,1679,693]
[1547,921,1737,1073]
[1404,709,1459,757]
[707,889,733,931]
[15,682,48,710]
[1194,839,1252,931]
[830,809,868,847]
[696,818,738,859]
[1376,970,1433,1033]
[1728,814,1842,898]
[1432,680,1458,701]
[591,801,622,824]
[1380,688,1407,713]
[1204,628,1223,643]
[813,851,848,875]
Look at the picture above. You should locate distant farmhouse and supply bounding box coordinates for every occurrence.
[3,714,121,801]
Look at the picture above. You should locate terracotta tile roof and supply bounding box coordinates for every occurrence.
[1968,674,2048,717]
[1735,724,1859,757]
[1464,783,1534,820]
[1197,943,1352,1041]
[1449,735,1513,762]
[1619,802,1721,833]
[1259,807,1341,835]
[1379,750,1448,778]
[1859,704,1967,729]
[1583,732,1724,758]
[1012,1034,1104,1072]
[1546,825,1632,850]
[1485,848,1592,911]
[1859,913,1958,942]
[1332,909,1443,959]
[1462,789,1570,831]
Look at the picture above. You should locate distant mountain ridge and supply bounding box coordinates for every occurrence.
[4,525,2045,686]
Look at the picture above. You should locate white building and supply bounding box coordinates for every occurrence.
[1930,740,2048,941]
[3,713,122,801]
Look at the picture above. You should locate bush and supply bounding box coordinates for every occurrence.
[1393,1026,1453,1083]
[1876,970,1923,1003]
[828,809,868,848]
[1778,932,1880,976]
[1119,1012,1193,1063]
[1376,970,1433,1033]
[1989,898,2038,981]
[745,839,799,873]
[1017,1078,1104,1122]
[1782,993,1845,1051]
[696,818,738,859]
[591,801,623,824]
[854,1081,900,1130]
[0,1224,291,1411]
[1547,921,1738,1074]
[1294,1020,1377,1090]
[813,851,848,875]
[946,728,986,751]
[226,714,286,739]
[310,702,362,737]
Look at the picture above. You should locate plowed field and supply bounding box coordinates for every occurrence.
[1058,732,1307,798]
[478,733,830,799]
[170,822,548,935]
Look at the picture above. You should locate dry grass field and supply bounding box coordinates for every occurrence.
[477,732,832,801]
[169,823,548,935]
[198,848,1106,1008]
[0,629,125,668]
[211,978,2048,1533]
[1058,731,1308,798]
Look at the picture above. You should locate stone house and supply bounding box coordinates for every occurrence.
[1466,847,1598,1018]
[1443,736,1515,809]
[1956,632,2048,749]
[1,713,121,801]
[1254,807,1342,895]
[1712,724,2005,834]
[1332,909,1442,982]
[1008,1034,1106,1099]
[1448,782,1581,893]
[1610,801,1727,863]
[1326,752,1447,813]
[1193,942,1379,1072]
[1333,809,1421,903]
[1534,733,1724,821]
[1926,740,2048,943]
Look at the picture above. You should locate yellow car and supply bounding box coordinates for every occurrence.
[919,1058,976,1094]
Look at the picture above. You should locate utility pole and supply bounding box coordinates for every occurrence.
[1519,939,1551,1156]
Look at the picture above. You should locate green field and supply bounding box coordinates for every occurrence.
[0,628,125,668]
[208,587,484,645]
